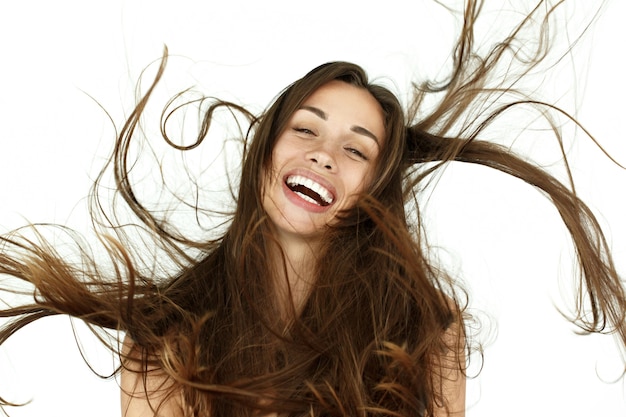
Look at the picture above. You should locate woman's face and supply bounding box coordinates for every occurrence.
[262,80,385,243]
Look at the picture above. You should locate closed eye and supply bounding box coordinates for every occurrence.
[345,147,368,161]
[293,127,315,135]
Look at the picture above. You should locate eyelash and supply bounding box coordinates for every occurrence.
[345,147,368,160]
[293,127,315,135]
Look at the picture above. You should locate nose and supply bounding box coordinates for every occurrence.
[306,146,336,171]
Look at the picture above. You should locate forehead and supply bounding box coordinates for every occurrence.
[298,80,385,143]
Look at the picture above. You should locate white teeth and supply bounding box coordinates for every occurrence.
[286,175,334,205]
[294,192,318,205]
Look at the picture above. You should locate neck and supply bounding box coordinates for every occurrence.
[270,231,320,318]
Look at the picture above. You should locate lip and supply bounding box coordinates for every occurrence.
[281,169,338,213]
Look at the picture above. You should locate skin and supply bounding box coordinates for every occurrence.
[262,80,385,244]
[120,81,466,416]
[262,80,386,310]
[120,338,185,417]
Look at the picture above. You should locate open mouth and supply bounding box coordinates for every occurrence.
[285,175,334,207]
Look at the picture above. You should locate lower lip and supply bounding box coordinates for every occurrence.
[282,181,332,213]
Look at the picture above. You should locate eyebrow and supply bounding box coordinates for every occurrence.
[300,105,381,146]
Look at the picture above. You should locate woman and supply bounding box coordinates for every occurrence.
[1,1,625,416]
[116,59,466,416]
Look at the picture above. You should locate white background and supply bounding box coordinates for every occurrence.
[0,1,625,416]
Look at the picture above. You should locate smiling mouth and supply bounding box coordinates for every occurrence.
[285,175,334,207]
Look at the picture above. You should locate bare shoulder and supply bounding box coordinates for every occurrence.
[433,296,466,417]
[120,335,185,417]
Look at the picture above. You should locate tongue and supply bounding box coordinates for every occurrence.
[290,184,327,206]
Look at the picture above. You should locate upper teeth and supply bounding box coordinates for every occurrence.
[286,175,334,205]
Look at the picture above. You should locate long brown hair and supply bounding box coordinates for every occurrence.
[1,1,624,416]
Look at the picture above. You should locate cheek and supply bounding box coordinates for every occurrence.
[355,164,378,193]
[271,141,297,167]
[341,170,374,205]
[362,153,384,191]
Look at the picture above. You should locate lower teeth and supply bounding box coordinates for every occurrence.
[295,192,320,205]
